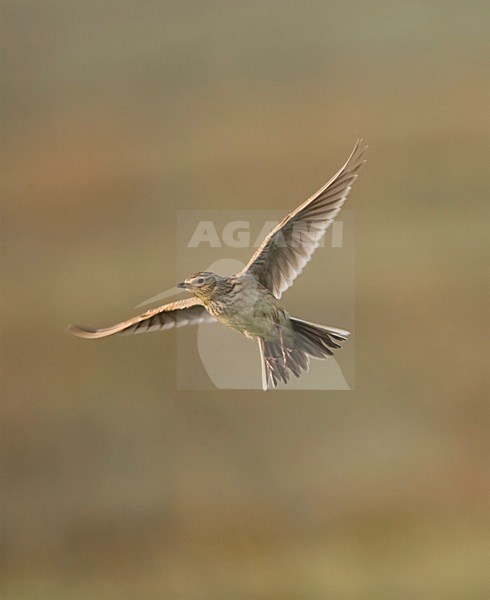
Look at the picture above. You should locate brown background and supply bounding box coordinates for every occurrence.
[1,1,488,598]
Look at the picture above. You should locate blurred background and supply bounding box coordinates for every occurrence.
[1,1,488,598]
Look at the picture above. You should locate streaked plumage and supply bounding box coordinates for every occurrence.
[68,141,367,389]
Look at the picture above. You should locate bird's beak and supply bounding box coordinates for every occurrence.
[177,281,189,289]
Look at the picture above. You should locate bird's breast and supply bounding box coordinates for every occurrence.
[205,281,288,339]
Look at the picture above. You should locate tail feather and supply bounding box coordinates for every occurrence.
[258,318,350,390]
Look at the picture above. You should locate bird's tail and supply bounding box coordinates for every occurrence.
[258,318,350,390]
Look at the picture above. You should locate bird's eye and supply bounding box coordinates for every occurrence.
[197,277,205,284]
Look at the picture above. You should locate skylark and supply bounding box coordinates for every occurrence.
[68,141,366,389]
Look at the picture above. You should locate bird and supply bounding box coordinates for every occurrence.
[68,141,367,390]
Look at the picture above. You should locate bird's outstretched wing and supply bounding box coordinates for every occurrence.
[67,297,216,339]
[238,140,366,298]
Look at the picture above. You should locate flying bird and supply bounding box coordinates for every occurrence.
[68,141,366,389]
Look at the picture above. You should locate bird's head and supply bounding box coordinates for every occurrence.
[177,271,221,301]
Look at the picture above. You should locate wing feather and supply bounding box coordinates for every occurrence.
[239,140,366,298]
[67,297,215,339]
